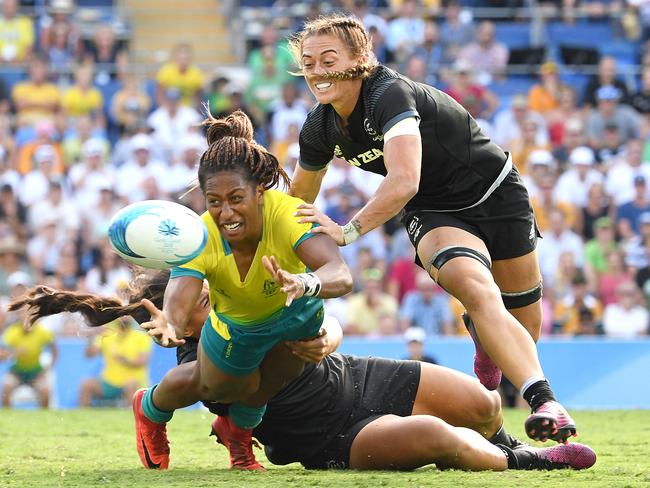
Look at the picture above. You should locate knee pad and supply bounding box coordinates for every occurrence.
[426,245,491,276]
[501,281,543,309]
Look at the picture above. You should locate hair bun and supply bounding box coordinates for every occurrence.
[204,110,254,145]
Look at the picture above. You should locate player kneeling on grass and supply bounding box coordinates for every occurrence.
[11,269,597,472]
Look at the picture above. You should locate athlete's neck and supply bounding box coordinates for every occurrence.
[331,79,363,123]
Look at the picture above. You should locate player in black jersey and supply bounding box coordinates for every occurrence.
[288,15,577,444]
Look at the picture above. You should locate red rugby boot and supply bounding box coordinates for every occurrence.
[132,388,170,469]
[211,416,266,471]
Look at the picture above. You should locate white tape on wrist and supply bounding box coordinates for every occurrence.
[342,222,361,245]
[296,272,322,297]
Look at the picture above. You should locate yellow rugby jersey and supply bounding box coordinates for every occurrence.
[2,322,54,372]
[171,190,320,327]
[95,324,152,388]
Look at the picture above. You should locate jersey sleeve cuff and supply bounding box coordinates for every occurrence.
[382,110,420,134]
[170,267,205,280]
[298,158,330,171]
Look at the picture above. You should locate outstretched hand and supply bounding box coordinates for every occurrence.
[139,298,185,348]
[294,203,345,246]
[262,255,305,307]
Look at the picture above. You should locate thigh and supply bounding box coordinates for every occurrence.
[349,414,453,470]
[491,250,541,293]
[3,372,20,390]
[416,226,491,282]
[411,363,500,431]
[197,340,259,402]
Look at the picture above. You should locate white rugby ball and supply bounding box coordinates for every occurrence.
[108,200,208,269]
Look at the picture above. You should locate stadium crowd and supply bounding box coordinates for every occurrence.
[1,0,650,406]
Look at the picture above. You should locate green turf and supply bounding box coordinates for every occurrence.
[0,409,649,488]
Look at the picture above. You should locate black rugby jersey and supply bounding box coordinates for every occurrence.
[299,65,510,212]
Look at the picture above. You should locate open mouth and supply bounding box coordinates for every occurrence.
[222,222,241,231]
[315,82,332,92]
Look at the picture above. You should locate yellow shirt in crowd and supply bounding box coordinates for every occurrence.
[156,62,204,106]
[0,15,34,62]
[95,326,152,388]
[12,81,61,126]
[62,87,104,117]
[2,322,54,372]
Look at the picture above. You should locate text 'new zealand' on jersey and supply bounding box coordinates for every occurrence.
[298,65,509,212]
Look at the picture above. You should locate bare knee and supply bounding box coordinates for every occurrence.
[457,274,503,316]
[414,416,461,458]
[467,391,502,436]
[199,374,258,403]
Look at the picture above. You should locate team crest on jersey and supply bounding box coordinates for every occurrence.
[334,145,343,158]
[262,279,279,297]
[363,118,384,142]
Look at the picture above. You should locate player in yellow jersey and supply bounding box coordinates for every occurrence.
[79,318,152,407]
[1,316,57,408]
[126,110,352,470]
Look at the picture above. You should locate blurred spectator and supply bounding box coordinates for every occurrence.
[387,244,418,304]
[352,0,388,38]
[444,60,498,121]
[206,75,231,116]
[528,61,565,116]
[551,250,582,302]
[578,182,613,242]
[156,43,204,107]
[386,0,425,64]
[439,0,474,65]
[61,114,108,167]
[616,175,650,239]
[346,268,399,335]
[82,25,128,86]
[269,83,308,147]
[79,319,151,407]
[521,149,555,200]
[368,24,389,64]
[399,269,454,335]
[1,272,57,408]
[403,327,437,364]
[0,236,30,296]
[630,65,650,122]
[20,145,64,206]
[554,146,603,208]
[412,21,442,85]
[493,94,548,149]
[160,133,204,196]
[81,185,121,251]
[584,216,618,282]
[586,86,640,149]
[510,117,552,177]
[39,0,81,80]
[26,218,64,278]
[28,181,80,239]
[115,133,167,202]
[247,24,294,82]
[552,117,585,167]
[110,76,152,134]
[44,18,76,80]
[69,138,113,207]
[404,55,427,84]
[595,122,625,166]
[458,20,508,84]
[0,0,34,64]
[625,212,650,271]
[84,245,130,297]
[61,64,104,119]
[597,249,633,306]
[536,208,585,286]
[54,241,82,291]
[602,281,648,338]
[0,183,27,241]
[605,139,650,206]
[16,120,64,175]
[147,87,201,161]
[11,56,61,128]
[532,174,577,232]
[582,56,630,108]
[547,87,584,149]
[553,270,603,335]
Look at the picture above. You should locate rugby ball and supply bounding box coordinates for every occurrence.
[108,200,208,269]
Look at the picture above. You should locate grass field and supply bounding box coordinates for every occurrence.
[0,409,649,488]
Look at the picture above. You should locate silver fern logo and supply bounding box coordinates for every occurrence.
[158,219,180,237]
[363,118,383,141]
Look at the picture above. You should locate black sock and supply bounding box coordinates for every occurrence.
[497,444,537,470]
[489,425,509,445]
[522,379,556,412]
[203,401,230,416]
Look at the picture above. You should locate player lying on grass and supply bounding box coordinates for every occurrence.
[11,110,354,471]
[10,270,597,472]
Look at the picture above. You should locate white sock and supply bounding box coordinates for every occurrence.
[519,375,546,399]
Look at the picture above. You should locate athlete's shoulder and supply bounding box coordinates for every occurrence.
[364,65,412,99]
